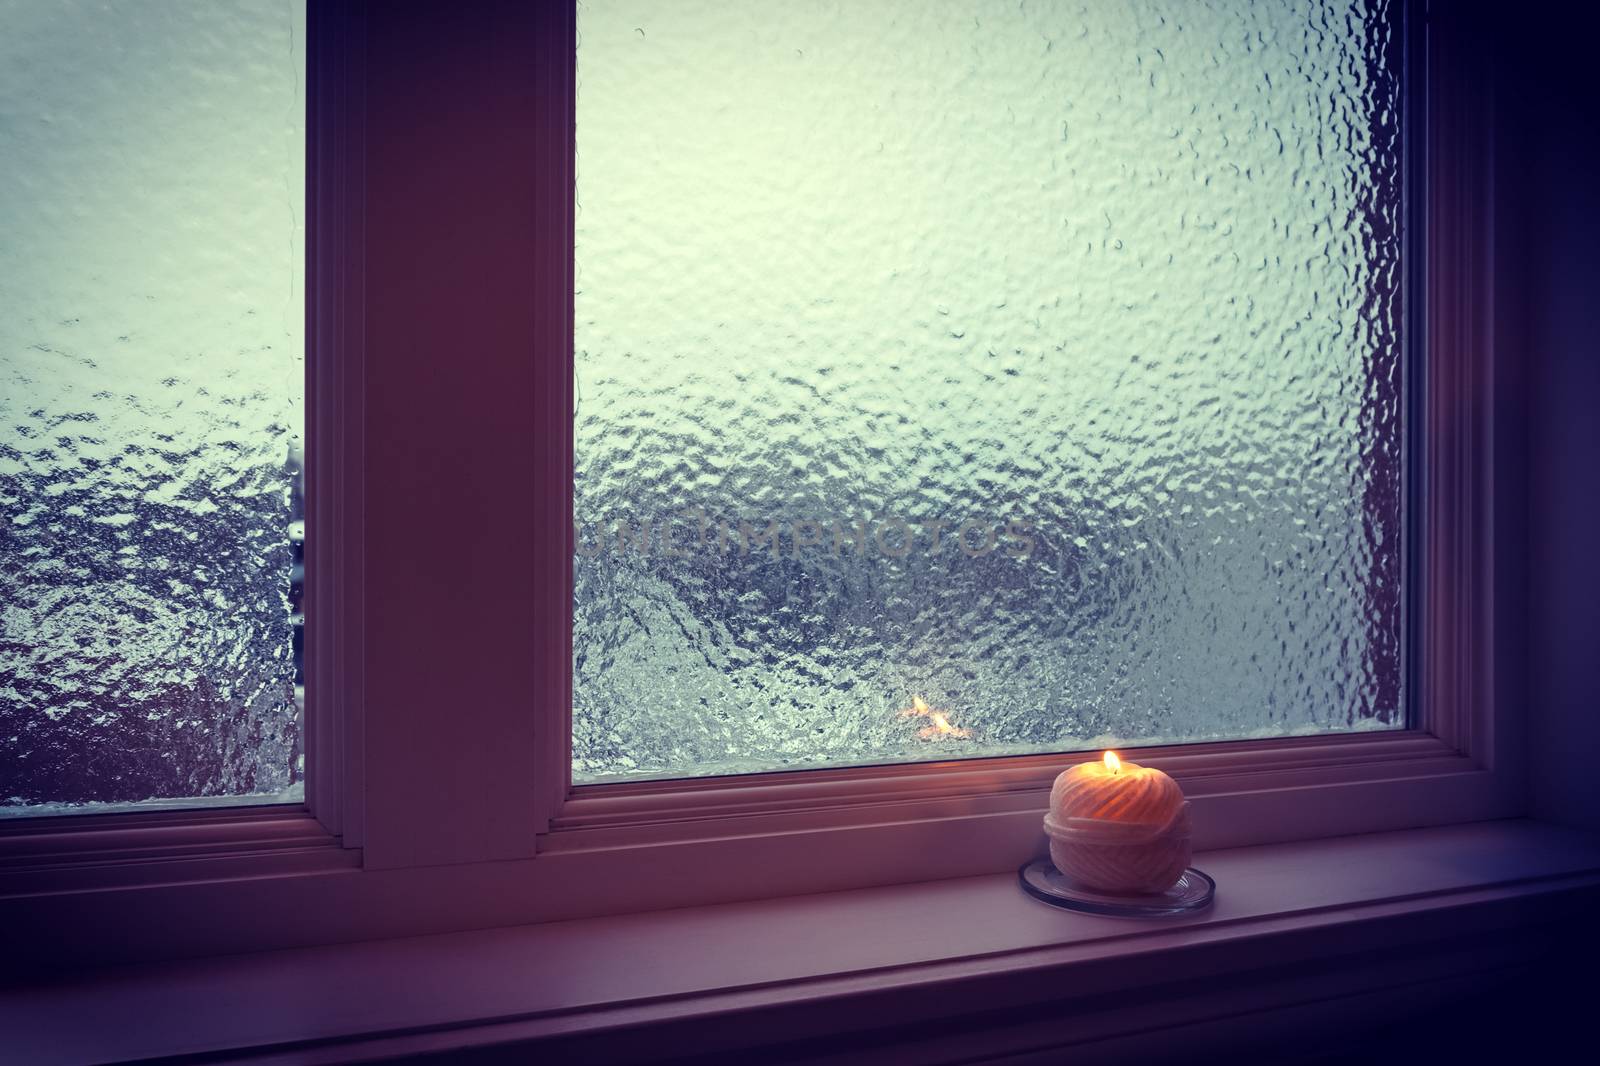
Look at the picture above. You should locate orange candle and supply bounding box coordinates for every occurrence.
[1043,751,1191,894]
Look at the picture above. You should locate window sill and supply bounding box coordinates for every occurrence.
[5,818,1598,1064]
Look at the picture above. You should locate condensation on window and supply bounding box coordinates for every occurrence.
[0,0,306,814]
[575,0,1407,782]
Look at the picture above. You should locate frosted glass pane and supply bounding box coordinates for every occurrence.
[573,0,1405,781]
[1,0,306,814]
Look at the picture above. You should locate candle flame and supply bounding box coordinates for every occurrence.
[1103,750,1122,773]
[898,695,971,739]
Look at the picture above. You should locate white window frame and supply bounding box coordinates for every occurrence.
[0,0,1520,971]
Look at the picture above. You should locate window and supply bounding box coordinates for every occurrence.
[0,0,307,816]
[0,0,1520,971]
[572,0,1406,782]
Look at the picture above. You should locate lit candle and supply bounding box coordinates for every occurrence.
[1043,751,1191,894]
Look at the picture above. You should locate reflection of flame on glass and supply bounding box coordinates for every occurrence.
[898,695,972,740]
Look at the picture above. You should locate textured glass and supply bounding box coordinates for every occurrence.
[573,0,1405,781]
[1,0,306,814]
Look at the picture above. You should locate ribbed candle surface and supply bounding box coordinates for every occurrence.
[1044,757,1191,894]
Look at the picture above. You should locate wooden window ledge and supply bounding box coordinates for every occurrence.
[5,819,1598,1064]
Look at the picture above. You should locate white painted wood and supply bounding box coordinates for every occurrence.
[4,820,1595,1065]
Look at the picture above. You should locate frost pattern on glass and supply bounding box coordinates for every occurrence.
[573,0,1405,781]
[0,0,306,811]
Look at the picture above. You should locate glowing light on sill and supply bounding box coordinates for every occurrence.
[1103,750,1122,773]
